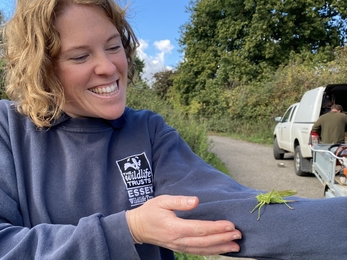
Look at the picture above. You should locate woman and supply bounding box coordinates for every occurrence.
[0,0,346,259]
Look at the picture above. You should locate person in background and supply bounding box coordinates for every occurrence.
[312,104,347,143]
[0,0,347,259]
[322,99,333,114]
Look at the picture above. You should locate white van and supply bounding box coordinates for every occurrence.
[273,83,347,176]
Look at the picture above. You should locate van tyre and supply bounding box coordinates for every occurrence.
[273,137,284,159]
[294,146,308,176]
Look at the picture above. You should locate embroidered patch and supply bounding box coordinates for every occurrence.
[116,153,154,207]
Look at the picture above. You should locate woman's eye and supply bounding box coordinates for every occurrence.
[107,45,121,52]
[70,54,88,62]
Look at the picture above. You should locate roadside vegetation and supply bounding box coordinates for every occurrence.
[1,1,347,259]
[155,0,347,146]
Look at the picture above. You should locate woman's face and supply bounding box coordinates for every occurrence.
[55,4,128,119]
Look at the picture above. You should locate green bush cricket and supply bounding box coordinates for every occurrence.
[250,189,297,220]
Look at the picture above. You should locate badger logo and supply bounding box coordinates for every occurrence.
[124,157,141,171]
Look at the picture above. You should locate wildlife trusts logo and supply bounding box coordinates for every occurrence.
[116,153,154,207]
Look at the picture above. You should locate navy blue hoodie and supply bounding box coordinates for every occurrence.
[0,99,346,259]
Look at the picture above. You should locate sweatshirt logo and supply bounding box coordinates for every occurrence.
[116,153,154,207]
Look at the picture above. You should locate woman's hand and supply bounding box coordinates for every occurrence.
[126,195,241,255]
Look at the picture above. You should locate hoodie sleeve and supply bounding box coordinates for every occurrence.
[0,150,139,260]
[0,210,139,260]
[0,146,139,260]
[150,114,347,260]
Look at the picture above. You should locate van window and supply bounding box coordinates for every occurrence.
[289,105,297,121]
[282,106,294,122]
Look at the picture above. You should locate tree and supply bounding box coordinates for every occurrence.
[173,0,347,116]
[152,69,176,100]
[133,55,145,82]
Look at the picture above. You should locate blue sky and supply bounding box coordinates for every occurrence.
[0,0,191,80]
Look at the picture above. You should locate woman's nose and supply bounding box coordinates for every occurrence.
[94,53,117,76]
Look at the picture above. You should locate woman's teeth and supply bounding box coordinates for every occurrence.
[90,83,118,95]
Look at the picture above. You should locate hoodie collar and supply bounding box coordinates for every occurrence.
[50,110,127,129]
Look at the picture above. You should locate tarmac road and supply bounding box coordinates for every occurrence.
[204,136,325,260]
[208,136,324,198]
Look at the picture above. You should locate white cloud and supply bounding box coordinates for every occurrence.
[136,39,174,83]
[154,40,174,53]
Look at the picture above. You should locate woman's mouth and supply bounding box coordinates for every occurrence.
[89,81,119,96]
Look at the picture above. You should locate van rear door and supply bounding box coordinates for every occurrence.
[295,87,324,123]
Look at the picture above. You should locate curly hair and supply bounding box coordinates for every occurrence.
[2,0,139,128]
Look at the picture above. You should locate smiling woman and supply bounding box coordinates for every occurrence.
[3,0,138,128]
[54,5,128,120]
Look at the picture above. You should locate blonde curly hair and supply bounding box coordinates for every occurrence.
[3,0,139,128]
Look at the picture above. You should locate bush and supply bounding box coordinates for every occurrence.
[203,47,347,144]
[174,252,204,260]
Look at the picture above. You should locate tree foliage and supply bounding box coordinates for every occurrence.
[172,0,347,118]
[152,69,176,100]
[133,55,145,82]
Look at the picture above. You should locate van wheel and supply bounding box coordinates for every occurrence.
[294,146,307,176]
[273,137,284,159]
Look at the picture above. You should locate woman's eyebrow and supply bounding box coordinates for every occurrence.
[62,33,121,53]
[107,33,121,43]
